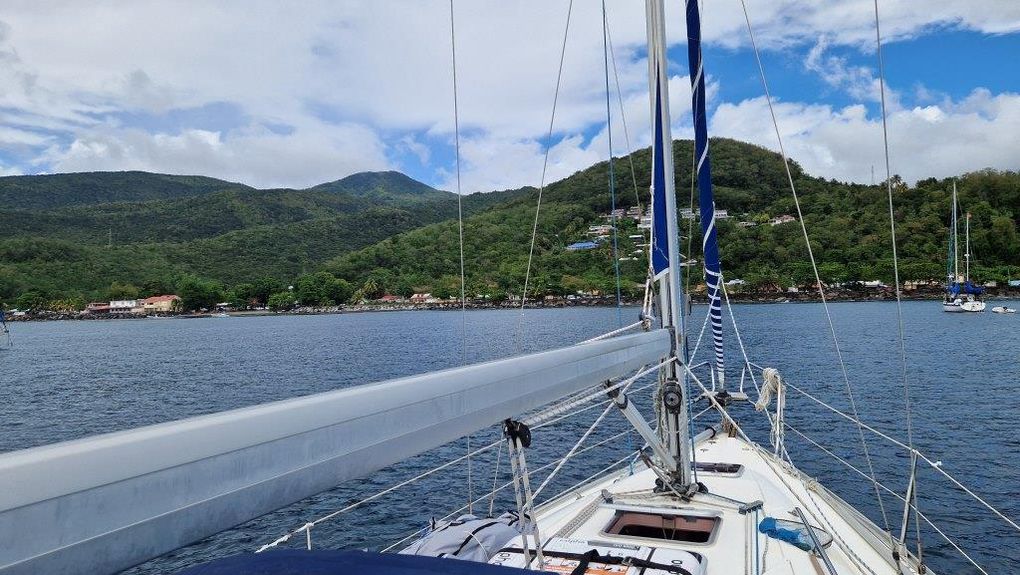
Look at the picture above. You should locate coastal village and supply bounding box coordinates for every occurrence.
[5,206,1017,322]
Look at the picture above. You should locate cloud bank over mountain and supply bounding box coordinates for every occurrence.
[0,1,1017,190]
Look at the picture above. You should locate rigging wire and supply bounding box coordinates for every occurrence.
[602,0,623,327]
[784,379,1020,533]
[447,0,473,514]
[784,423,989,574]
[871,0,923,561]
[604,17,644,215]
[604,11,655,328]
[736,0,892,537]
[516,0,574,353]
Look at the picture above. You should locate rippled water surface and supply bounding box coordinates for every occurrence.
[2,301,1018,573]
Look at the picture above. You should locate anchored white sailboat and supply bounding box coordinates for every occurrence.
[1,2,1016,575]
[942,182,986,313]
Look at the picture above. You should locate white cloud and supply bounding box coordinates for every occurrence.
[804,36,896,106]
[710,88,1020,185]
[45,122,390,189]
[0,1,1015,189]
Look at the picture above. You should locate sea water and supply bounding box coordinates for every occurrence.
[2,301,1017,573]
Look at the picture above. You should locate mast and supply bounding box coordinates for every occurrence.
[965,211,971,283]
[946,183,954,283]
[685,0,725,390]
[646,0,692,487]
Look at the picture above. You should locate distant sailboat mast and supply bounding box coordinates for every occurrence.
[965,211,971,284]
[952,181,959,283]
[685,0,725,390]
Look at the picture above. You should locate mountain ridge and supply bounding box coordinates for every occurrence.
[1,138,1017,310]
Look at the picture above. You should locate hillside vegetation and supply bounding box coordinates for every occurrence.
[1,139,1017,311]
[0,171,525,308]
[327,139,1020,300]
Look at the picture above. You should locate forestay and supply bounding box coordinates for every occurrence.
[0,329,669,575]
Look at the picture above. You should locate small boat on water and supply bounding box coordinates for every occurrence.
[211,312,230,318]
[992,306,1016,314]
[942,183,985,313]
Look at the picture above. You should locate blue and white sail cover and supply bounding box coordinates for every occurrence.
[650,75,670,281]
[685,0,725,385]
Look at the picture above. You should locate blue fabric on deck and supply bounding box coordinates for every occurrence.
[177,550,532,574]
[758,517,812,551]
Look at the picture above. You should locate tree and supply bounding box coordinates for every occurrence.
[15,290,47,311]
[229,283,256,308]
[138,277,175,297]
[330,278,353,304]
[251,277,284,306]
[177,275,223,311]
[49,295,85,312]
[361,277,383,300]
[267,291,297,311]
[295,272,349,306]
[107,281,139,300]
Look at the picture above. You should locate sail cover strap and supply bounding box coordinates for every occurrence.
[684,0,725,384]
[0,329,669,575]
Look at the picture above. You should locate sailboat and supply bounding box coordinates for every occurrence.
[0,308,9,348]
[942,182,986,312]
[1,2,1014,575]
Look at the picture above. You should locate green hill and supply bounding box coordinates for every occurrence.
[1,139,1017,311]
[325,138,1019,299]
[309,171,452,201]
[0,169,530,307]
[0,171,245,211]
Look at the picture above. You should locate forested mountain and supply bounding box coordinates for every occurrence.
[327,139,1019,300]
[1,140,1017,311]
[309,171,452,201]
[0,171,246,211]
[0,171,525,307]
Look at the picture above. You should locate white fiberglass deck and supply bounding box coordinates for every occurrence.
[501,431,925,575]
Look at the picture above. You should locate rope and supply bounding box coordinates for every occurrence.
[505,435,532,561]
[606,10,657,325]
[689,303,711,367]
[516,0,574,353]
[579,320,644,343]
[447,0,473,516]
[524,358,673,427]
[755,368,785,457]
[683,364,878,575]
[737,0,891,537]
[720,280,761,395]
[511,434,545,569]
[488,440,504,518]
[602,0,623,328]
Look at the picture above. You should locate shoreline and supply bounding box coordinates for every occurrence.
[7,289,1019,322]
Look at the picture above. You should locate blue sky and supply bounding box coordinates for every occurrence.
[0,1,1017,192]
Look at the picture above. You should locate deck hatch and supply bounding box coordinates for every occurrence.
[605,511,718,543]
[695,461,742,474]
